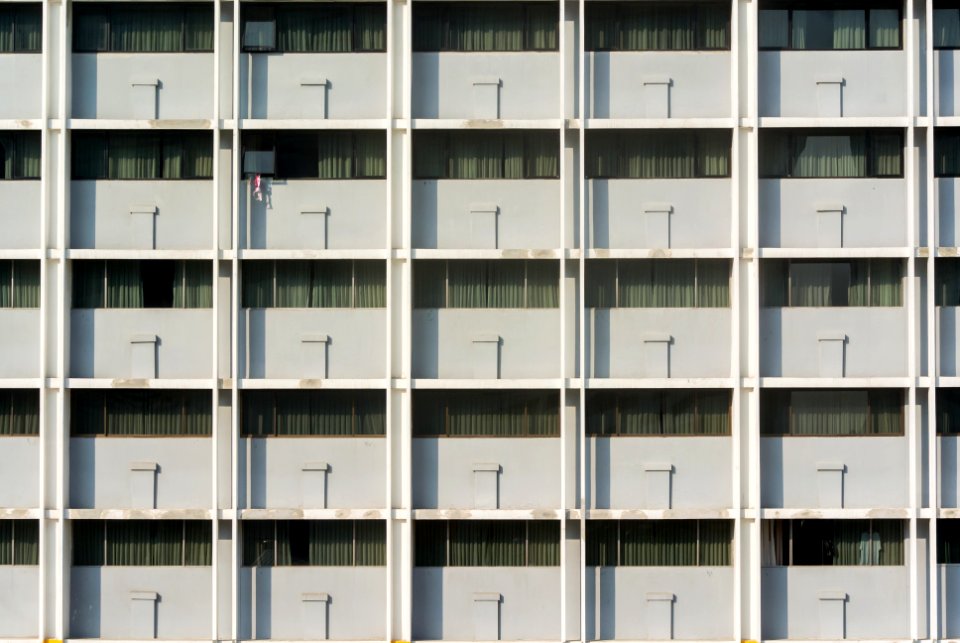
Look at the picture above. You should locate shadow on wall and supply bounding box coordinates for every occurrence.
[759,306,784,377]
[758,51,783,117]
[412,180,439,249]
[758,177,782,248]
[68,436,97,509]
[584,566,616,640]
[411,568,445,640]
[759,567,789,640]
[411,53,442,118]
[584,436,611,509]
[69,565,102,638]
[759,437,786,508]
[411,437,440,509]
[411,310,440,379]
[584,52,612,119]
[940,179,958,248]
[587,309,611,378]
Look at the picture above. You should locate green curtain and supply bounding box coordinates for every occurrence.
[619,393,661,435]
[414,521,448,566]
[449,521,525,566]
[790,10,864,50]
[420,391,558,437]
[0,389,39,436]
[0,5,41,52]
[0,258,7,308]
[873,133,903,176]
[109,391,145,436]
[937,9,960,48]
[309,521,354,565]
[73,260,105,308]
[699,521,731,565]
[311,261,353,307]
[621,521,697,566]
[937,133,960,177]
[183,521,212,565]
[275,260,311,307]
[416,132,559,180]
[72,522,106,566]
[448,394,502,436]
[12,261,40,308]
[106,521,160,565]
[450,132,508,179]
[620,260,695,307]
[0,132,41,179]
[448,261,533,308]
[870,9,900,48]
[586,521,618,566]
[525,3,557,49]
[246,391,384,437]
[832,520,902,566]
[354,521,386,566]
[278,5,352,52]
[759,10,789,48]
[275,390,314,436]
[355,132,387,178]
[143,392,183,437]
[355,261,386,308]
[109,134,160,179]
[587,131,730,179]
[317,133,355,179]
[242,261,274,307]
[0,521,11,565]
[173,261,212,308]
[163,135,213,179]
[525,261,558,307]
[662,391,698,435]
[697,259,730,307]
[106,261,144,308]
[6,521,38,565]
[74,5,213,52]
[775,389,902,436]
[527,522,559,566]
[699,390,731,435]
[183,6,214,51]
[525,132,559,178]
[357,393,386,436]
[869,259,903,306]
[592,391,730,436]
[793,134,866,178]
[448,4,523,51]
[74,8,110,51]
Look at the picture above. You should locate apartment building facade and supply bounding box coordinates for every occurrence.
[0,0,957,641]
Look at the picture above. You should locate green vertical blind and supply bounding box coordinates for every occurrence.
[586,1,729,51]
[73,260,212,308]
[243,131,386,179]
[936,130,960,176]
[413,2,558,51]
[0,131,41,179]
[242,3,386,52]
[759,4,901,49]
[71,390,211,436]
[72,131,213,180]
[241,390,385,436]
[243,520,385,566]
[0,521,39,565]
[586,130,731,178]
[414,260,559,308]
[763,519,903,566]
[74,3,214,52]
[760,389,903,436]
[938,520,960,563]
[937,389,960,435]
[242,260,385,308]
[73,520,212,566]
[586,520,731,566]
[760,129,903,178]
[0,389,39,436]
[586,259,729,308]
[0,3,41,52]
[587,390,731,436]
[0,260,40,308]
[413,131,559,179]
[415,520,559,566]
[762,259,902,307]
[413,390,559,436]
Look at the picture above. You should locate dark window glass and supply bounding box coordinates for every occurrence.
[585,520,732,566]
[762,519,903,566]
[240,390,386,437]
[72,260,212,309]
[0,520,39,565]
[72,131,213,180]
[761,259,902,307]
[413,2,558,52]
[760,389,904,436]
[71,390,212,437]
[586,2,730,51]
[586,390,731,436]
[937,389,960,435]
[758,3,901,50]
[760,129,903,178]
[0,261,40,308]
[939,520,960,563]
[936,130,960,176]
[585,260,730,308]
[586,130,731,179]
[0,131,41,180]
[413,131,559,179]
[74,3,213,52]
[0,4,42,53]
[242,131,385,179]
[414,520,559,567]
[414,260,559,308]
[413,390,559,436]
[241,260,385,308]
[242,520,386,567]
[242,3,385,53]
[72,520,212,566]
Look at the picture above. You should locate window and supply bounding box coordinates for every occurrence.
[241,390,385,437]
[758,2,901,50]
[762,519,903,566]
[587,390,730,436]
[760,389,903,436]
[937,260,960,305]
[0,389,39,436]
[586,2,729,51]
[938,520,960,563]
[73,260,212,309]
[760,129,903,178]
[413,390,559,437]
[71,390,211,437]
[413,131,559,179]
[242,520,385,566]
[586,130,730,179]
[73,520,212,566]
[72,131,213,180]
[937,4,960,48]
[241,260,385,308]
[415,520,559,566]
[0,521,38,565]
[242,3,385,52]
[0,260,40,308]
[414,260,558,308]
[586,520,731,566]
[73,3,213,53]
[761,259,903,307]
[585,259,729,308]
[413,2,557,52]
[0,132,41,180]
[242,131,385,179]
[0,3,41,53]
[936,129,960,176]
[937,389,960,434]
